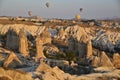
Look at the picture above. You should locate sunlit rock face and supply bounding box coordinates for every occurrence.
[92,51,114,68]
[92,56,101,67]
[100,52,114,68]
[86,40,93,59]
[19,29,29,57]
[0,68,33,80]
[35,35,46,59]
[113,53,120,68]
[40,29,51,45]
[0,24,45,36]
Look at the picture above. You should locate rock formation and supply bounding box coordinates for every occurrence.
[113,53,120,68]
[1,17,120,80]
[92,30,120,53]
[86,40,93,59]
[43,44,59,55]
[36,61,72,80]
[35,35,46,60]
[77,42,87,58]
[0,68,33,80]
[92,56,100,67]
[3,51,22,68]
[40,29,51,44]
[92,51,114,68]
[36,60,52,72]
[19,29,29,57]
[68,34,88,58]
[57,27,66,40]
[68,36,77,52]
[100,52,114,68]
[6,28,19,51]
[66,26,90,58]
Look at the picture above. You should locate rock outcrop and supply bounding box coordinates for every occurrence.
[43,44,59,55]
[6,28,19,51]
[35,35,46,60]
[40,29,51,44]
[66,26,90,58]
[1,18,120,80]
[0,68,33,80]
[99,52,114,68]
[36,61,52,72]
[86,40,93,59]
[113,53,120,68]
[3,51,22,68]
[92,51,114,68]
[92,56,100,67]
[36,61,72,80]
[93,30,120,53]
[19,29,29,57]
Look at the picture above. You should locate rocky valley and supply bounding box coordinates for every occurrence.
[0,16,120,80]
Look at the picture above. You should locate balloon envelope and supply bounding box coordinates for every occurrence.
[75,14,81,20]
[46,2,50,8]
[80,8,83,12]
[28,11,32,17]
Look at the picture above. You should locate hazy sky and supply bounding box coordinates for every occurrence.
[0,0,120,19]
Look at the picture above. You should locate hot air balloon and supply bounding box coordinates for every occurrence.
[75,14,81,20]
[80,8,83,12]
[28,11,32,17]
[46,2,50,8]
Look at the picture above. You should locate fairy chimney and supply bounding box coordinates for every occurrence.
[35,35,46,59]
[19,29,29,57]
[86,40,92,59]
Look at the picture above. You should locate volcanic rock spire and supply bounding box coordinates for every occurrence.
[19,29,29,57]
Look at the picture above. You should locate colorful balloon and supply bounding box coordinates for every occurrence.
[75,14,81,20]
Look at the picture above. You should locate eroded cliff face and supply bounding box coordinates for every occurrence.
[56,25,120,54]
[93,30,120,52]
[0,23,120,59]
[0,24,44,36]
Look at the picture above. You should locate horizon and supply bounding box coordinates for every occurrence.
[0,0,120,19]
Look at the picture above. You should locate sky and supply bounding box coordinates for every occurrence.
[0,0,120,19]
